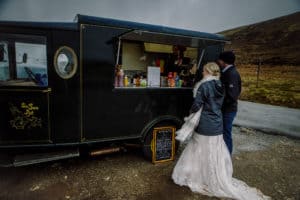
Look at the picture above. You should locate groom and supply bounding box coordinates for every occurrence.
[217,51,241,154]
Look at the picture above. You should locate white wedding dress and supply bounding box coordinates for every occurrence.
[172,76,271,200]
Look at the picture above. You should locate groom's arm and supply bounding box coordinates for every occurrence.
[224,71,241,105]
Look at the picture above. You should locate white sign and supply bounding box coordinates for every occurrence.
[147,66,160,87]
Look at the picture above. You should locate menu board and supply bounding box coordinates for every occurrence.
[147,66,160,87]
[152,127,175,163]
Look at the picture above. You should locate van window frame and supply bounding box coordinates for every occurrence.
[0,33,48,87]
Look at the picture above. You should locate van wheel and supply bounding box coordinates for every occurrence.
[142,122,179,161]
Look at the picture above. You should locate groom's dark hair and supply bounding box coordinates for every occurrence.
[219,51,235,64]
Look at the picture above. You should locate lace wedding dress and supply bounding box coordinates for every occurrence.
[172,76,271,200]
[172,133,271,200]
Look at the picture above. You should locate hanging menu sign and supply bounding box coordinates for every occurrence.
[152,126,175,163]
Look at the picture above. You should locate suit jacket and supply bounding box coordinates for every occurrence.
[220,65,241,113]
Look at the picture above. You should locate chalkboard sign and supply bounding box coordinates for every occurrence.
[151,126,175,163]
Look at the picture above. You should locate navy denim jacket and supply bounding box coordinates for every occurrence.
[190,80,224,136]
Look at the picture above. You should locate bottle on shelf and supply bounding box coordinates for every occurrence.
[136,74,140,87]
[170,78,175,87]
[167,72,173,87]
[174,72,180,87]
[140,76,147,87]
[114,65,121,87]
[133,73,138,86]
[118,69,124,87]
[124,75,129,87]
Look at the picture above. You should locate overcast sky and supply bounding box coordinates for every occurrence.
[0,0,299,33]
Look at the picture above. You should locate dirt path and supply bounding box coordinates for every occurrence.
[235,100,300,138]
[0,127,299,200]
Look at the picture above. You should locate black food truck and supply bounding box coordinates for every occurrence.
[0,15,228,166]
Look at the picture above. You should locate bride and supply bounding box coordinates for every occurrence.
[172,62,270,200]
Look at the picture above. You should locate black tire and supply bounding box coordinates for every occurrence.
[142,121,180,161]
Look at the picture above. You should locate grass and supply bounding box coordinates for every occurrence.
[237,64,300,109]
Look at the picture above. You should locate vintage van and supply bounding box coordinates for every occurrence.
[0,15,227,166]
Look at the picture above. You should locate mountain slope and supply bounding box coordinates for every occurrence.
[220,12,300,65]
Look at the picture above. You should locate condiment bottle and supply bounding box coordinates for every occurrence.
[174,73,180,87]
[136,76,140,87]
[124,75,129,87]
[168,72,173,87]
[114,66,120,87]
[141,77,147,87]
[118,69,124,87]
[170,78,175,87]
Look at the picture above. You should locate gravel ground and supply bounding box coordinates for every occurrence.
[0,127,299,200]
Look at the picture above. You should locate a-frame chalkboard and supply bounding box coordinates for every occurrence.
[151,126,176,163]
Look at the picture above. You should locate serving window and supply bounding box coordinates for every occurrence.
[112,29,221,89]
[114,40,199,89]
[0,34,48,87]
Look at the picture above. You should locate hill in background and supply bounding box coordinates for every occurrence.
[220,12,300,65]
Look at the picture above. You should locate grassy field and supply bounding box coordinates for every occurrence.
[237,65,300,109]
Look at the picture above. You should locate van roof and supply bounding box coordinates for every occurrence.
[0,14,228,42]
[76,14,228,42]
[0,21,78,31]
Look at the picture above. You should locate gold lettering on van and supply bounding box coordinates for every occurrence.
[9,102,42,130]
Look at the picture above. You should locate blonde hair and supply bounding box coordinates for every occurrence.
[204,62,220,77]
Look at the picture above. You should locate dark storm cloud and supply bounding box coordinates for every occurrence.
[0,0,299,32]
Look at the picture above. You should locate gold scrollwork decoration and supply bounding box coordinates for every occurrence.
[9,102,42,130]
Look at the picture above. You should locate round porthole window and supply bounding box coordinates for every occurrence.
[54,46,78,79]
